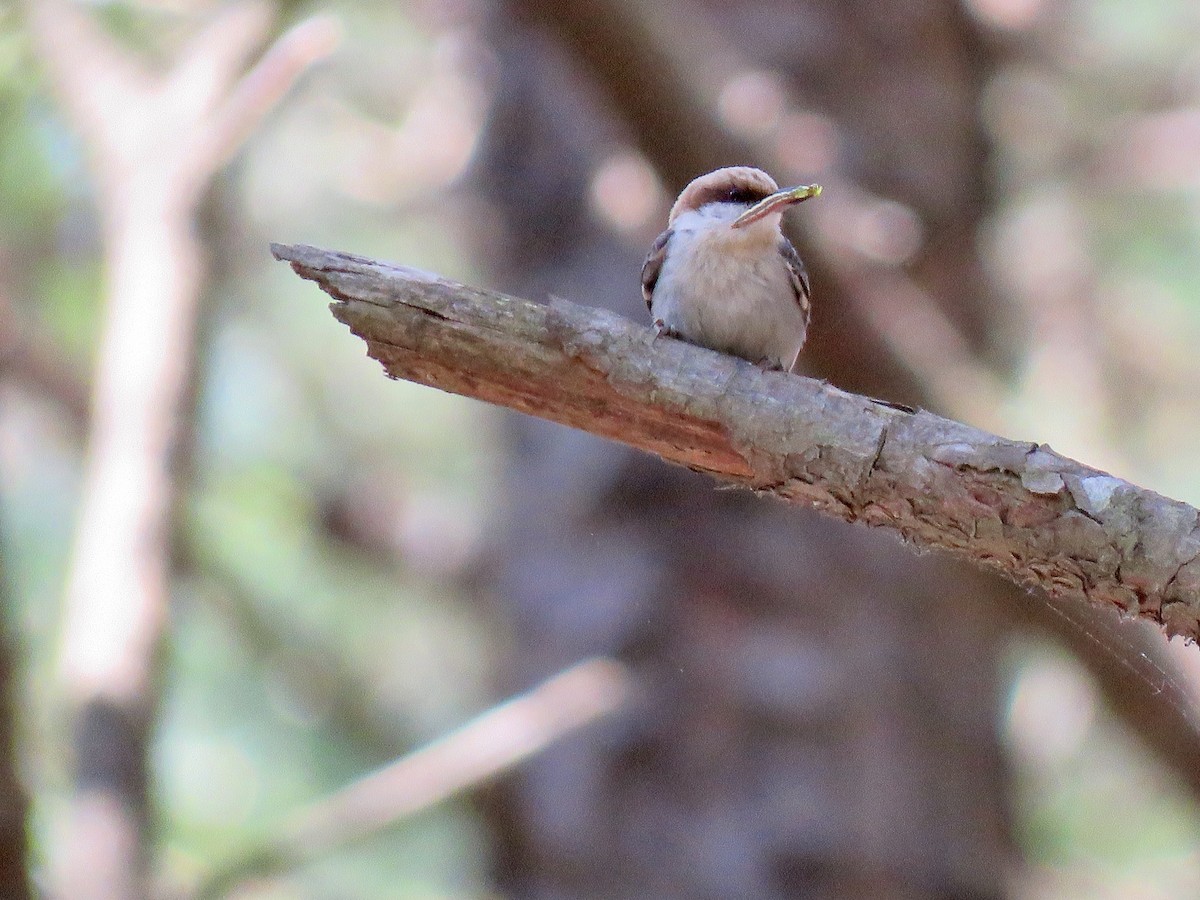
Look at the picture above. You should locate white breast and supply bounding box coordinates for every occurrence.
[651,206,807,370]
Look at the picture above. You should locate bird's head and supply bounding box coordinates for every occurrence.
[668,166,821,232]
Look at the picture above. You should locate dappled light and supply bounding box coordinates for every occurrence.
[2,0,1200,898]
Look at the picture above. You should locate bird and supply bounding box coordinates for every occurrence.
[641,166,821,373]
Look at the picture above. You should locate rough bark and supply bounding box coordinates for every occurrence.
[273,241,1200,646]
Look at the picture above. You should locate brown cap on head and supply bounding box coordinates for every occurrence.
[668,166,779,224]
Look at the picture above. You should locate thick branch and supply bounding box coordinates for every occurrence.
[273,243,1200,645]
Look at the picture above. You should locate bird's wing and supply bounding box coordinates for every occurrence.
[778,236,812,325]
[641,228,672,311]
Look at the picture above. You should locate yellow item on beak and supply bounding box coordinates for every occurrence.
[731,183,822,229]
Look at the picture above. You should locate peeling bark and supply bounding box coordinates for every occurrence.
[273,242,1200,644]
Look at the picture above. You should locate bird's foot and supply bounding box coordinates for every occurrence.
[652,319,677,341]
[753,357,785,372]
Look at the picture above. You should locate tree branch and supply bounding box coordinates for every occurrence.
[273,242,1200,646]
[28,2,337,894]
[189,657,630,900]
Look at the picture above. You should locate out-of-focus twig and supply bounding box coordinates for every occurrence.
[1013,593,1200,796]
[27,2,337,897]
[190,657,632,900]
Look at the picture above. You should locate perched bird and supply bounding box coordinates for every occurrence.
[641,166,821,373]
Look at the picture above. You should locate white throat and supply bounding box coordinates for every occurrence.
[671,203,783,256]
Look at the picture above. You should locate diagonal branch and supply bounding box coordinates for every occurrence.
[189,657,631,900]
[273,242,1200,646]
[27,0,152,157]
[193,11,342,176]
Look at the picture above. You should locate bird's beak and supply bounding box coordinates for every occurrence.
[731,183,822,228]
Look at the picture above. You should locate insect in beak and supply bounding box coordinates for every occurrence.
[731,183,822,229]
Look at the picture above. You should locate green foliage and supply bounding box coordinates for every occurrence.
[3,0,1200,895]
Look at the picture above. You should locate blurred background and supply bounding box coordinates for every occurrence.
[2,0,1200,897]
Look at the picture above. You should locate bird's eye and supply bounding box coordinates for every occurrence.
[726,187,762,204]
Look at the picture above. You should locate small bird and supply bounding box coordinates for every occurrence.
[642,166,821,373]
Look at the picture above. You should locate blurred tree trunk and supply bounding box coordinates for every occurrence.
[0,556,31,900]
[474,1,1012,897]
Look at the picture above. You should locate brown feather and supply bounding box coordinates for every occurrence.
[641,228,671,311]
[778,236,811,325]
[668,167,779,224]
